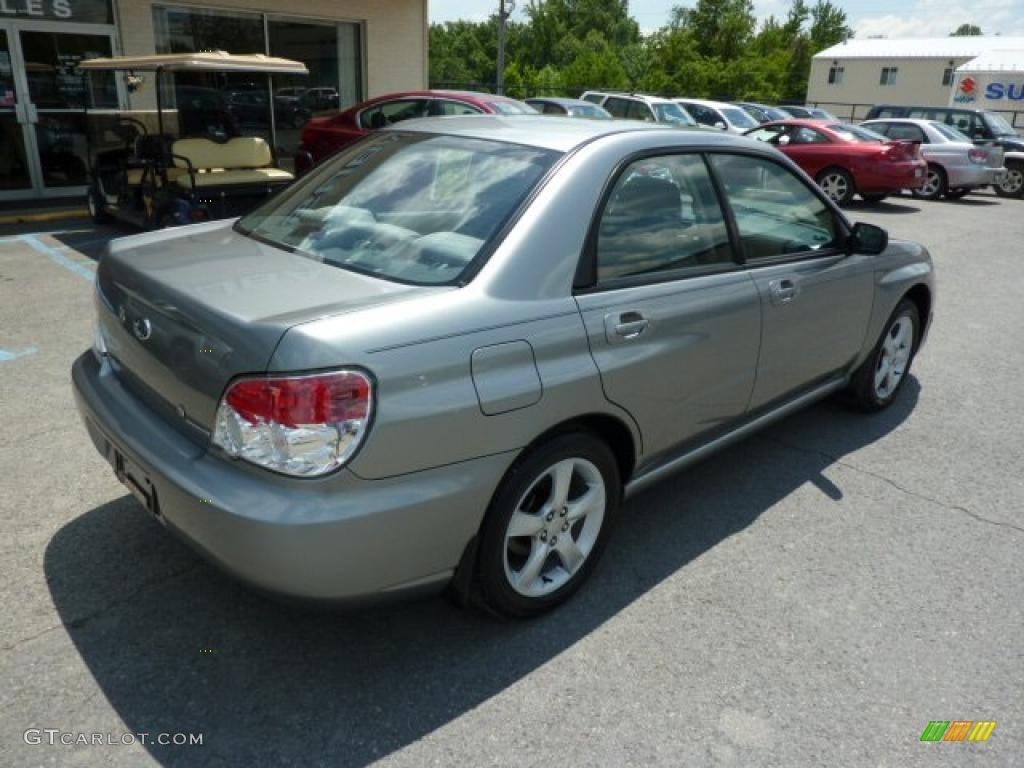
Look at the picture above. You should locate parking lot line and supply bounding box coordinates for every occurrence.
[0,346,38,363]
[16,234,96,282]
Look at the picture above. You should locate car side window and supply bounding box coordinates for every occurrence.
[360,99,428,130]
[747,125,790,145]
[428,100,482,117]
[709,154,842,262]
[789,126,829,144]
[686,104,716,126]
[542,102,566,115]
[595,154,734,283]
[603,97,631,118]
[886,123,927,143]
[626,100,655,122]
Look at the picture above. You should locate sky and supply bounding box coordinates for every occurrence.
[429,0,1024,37]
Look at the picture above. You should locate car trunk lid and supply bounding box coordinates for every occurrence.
[96,219,438,435]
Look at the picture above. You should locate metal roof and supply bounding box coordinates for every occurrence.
[78,51,308,74]
[956,50,1024,73]
[814,37,1024,60]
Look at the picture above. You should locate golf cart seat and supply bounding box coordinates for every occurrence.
[171,136,294,189]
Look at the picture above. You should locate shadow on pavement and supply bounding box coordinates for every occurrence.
[46,380,919,767]
[845,198,920,215]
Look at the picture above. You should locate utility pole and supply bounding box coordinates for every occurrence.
[496,0,515,95]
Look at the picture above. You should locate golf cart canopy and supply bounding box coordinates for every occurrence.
[77,51,308,75]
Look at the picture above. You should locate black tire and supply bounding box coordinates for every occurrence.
[912,164,947,200]
[944,187,970,200]
[845,298,920,412]
[816,167,855,206]
[476,432,621,618]
[994,160,1024,198]
[860,193,887,204]
[87,184,111,224]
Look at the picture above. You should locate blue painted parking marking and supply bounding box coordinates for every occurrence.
[17,235,96,281]
[0,346,38,363]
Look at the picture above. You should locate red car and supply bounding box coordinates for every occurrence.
[744,119,926,205]
[296,90,538,172]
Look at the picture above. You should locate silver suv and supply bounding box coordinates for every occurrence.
[581,91,696,126]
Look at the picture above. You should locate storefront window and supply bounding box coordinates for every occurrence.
[153,5,363,164]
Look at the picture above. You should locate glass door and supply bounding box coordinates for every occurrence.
[18,26,117,193]
[0,25,35,196]
[0,19,118,200]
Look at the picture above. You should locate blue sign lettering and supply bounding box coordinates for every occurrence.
[986,83,1005,99]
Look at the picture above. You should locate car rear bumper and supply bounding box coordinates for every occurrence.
[72,350,512,602]
[858,161,927,194]
[946,165,1004,188]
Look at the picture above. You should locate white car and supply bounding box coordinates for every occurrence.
[674,98,760,134]
[861,118,1005,200]
[580,91,696,127]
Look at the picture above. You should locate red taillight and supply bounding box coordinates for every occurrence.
[968,148,988,165]
[226,372,370,427]
[213,370,374,476]
[884,141,918,161]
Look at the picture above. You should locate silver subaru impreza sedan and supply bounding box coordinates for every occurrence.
[73,116,934,617]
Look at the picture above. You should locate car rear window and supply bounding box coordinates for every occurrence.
[931,121,971,142]
[826,123,886,142]
[237,133,559,285]
[487,100,538,115]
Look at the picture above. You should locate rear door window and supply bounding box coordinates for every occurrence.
[595,154,734,282]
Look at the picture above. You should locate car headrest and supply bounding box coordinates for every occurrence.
[610,175,681,219]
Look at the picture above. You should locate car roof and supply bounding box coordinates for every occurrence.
[387,115,746,153]
[586,91,677,105]
[675,98,736,108]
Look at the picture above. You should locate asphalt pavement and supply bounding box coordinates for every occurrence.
[0,194,1020,767]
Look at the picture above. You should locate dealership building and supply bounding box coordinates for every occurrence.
[806,37,1024,121]
[1,0,428,202]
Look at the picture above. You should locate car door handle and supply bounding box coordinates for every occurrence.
[769,278,800,304]
[612,311,650,339]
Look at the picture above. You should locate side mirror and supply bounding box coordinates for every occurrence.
[849,222,888,255]
[714,121,727,130]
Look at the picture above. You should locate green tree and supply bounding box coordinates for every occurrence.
[950,23,983,36]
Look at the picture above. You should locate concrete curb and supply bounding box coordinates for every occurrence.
[0,208,90,225]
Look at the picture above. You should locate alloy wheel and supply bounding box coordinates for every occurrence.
[874,315,913,399]
[1000,167,1023,195]
[503,457,606,598]
[919,169,942,198]
[819,172,848,202]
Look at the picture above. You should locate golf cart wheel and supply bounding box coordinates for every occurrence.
[995,160,1024,198]
[88,185,111,224]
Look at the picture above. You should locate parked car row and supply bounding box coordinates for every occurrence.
[293,89,1022,206]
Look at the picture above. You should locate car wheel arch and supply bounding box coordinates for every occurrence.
[903,283,932,352]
